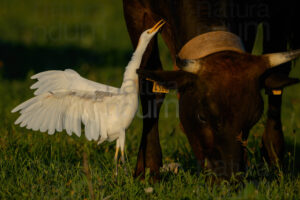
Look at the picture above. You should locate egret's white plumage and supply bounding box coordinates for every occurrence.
[12,20,165,165]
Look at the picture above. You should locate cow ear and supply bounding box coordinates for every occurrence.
[262,73,300,90]
[136,69,197,89]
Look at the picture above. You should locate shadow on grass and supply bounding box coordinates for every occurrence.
[163,139,300,182]
[0,40,131,79]
[284,139,300,173]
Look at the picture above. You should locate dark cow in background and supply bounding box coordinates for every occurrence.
[123,0,300,179]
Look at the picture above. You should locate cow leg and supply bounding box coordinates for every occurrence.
[260,7,294,164]
[261,66,292,165]
[136,91,164,180]
[261,94,285,164]
[123,0,164,180]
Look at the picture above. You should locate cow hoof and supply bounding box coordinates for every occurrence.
[134,169,161,182]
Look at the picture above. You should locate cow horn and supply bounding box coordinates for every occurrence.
[264,49,300,68]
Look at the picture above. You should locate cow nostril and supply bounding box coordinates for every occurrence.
[197,113,207,124]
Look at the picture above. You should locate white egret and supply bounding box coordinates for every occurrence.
[12,19,165,170]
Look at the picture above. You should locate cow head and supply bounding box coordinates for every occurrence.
[137,50,300,178]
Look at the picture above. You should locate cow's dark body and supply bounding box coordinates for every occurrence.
[123,0,299,179]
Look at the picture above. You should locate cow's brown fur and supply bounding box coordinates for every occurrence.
[138,51,270,177]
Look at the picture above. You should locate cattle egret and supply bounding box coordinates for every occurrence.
[12,20,165,171]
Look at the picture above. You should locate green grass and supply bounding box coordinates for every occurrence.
[1,0,300,199]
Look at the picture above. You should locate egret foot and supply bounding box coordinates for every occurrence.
[114,146,119,179]
[121,150,128,175]
[113,147,128,181]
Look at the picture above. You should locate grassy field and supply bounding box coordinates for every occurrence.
[1,0,300,199]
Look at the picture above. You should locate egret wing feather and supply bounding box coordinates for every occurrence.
[12,89,119,141]
[31,69,120,95]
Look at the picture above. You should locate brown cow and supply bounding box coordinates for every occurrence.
[123,0,300,179]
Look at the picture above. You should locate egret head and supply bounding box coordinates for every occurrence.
[138,19,165,46]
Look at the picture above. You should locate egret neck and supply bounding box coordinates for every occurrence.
[120,39,150,94]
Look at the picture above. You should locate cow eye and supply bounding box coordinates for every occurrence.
[197,113,207,124]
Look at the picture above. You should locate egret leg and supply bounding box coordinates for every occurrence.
[121,149,128,175]
[119,130,127,175]
[114,139,120,177]
[121,150,125,164]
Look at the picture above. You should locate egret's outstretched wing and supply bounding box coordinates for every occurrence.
[11,90,119,141]
[31,69,120,95]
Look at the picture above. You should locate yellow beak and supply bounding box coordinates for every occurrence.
[148,19,166,33]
